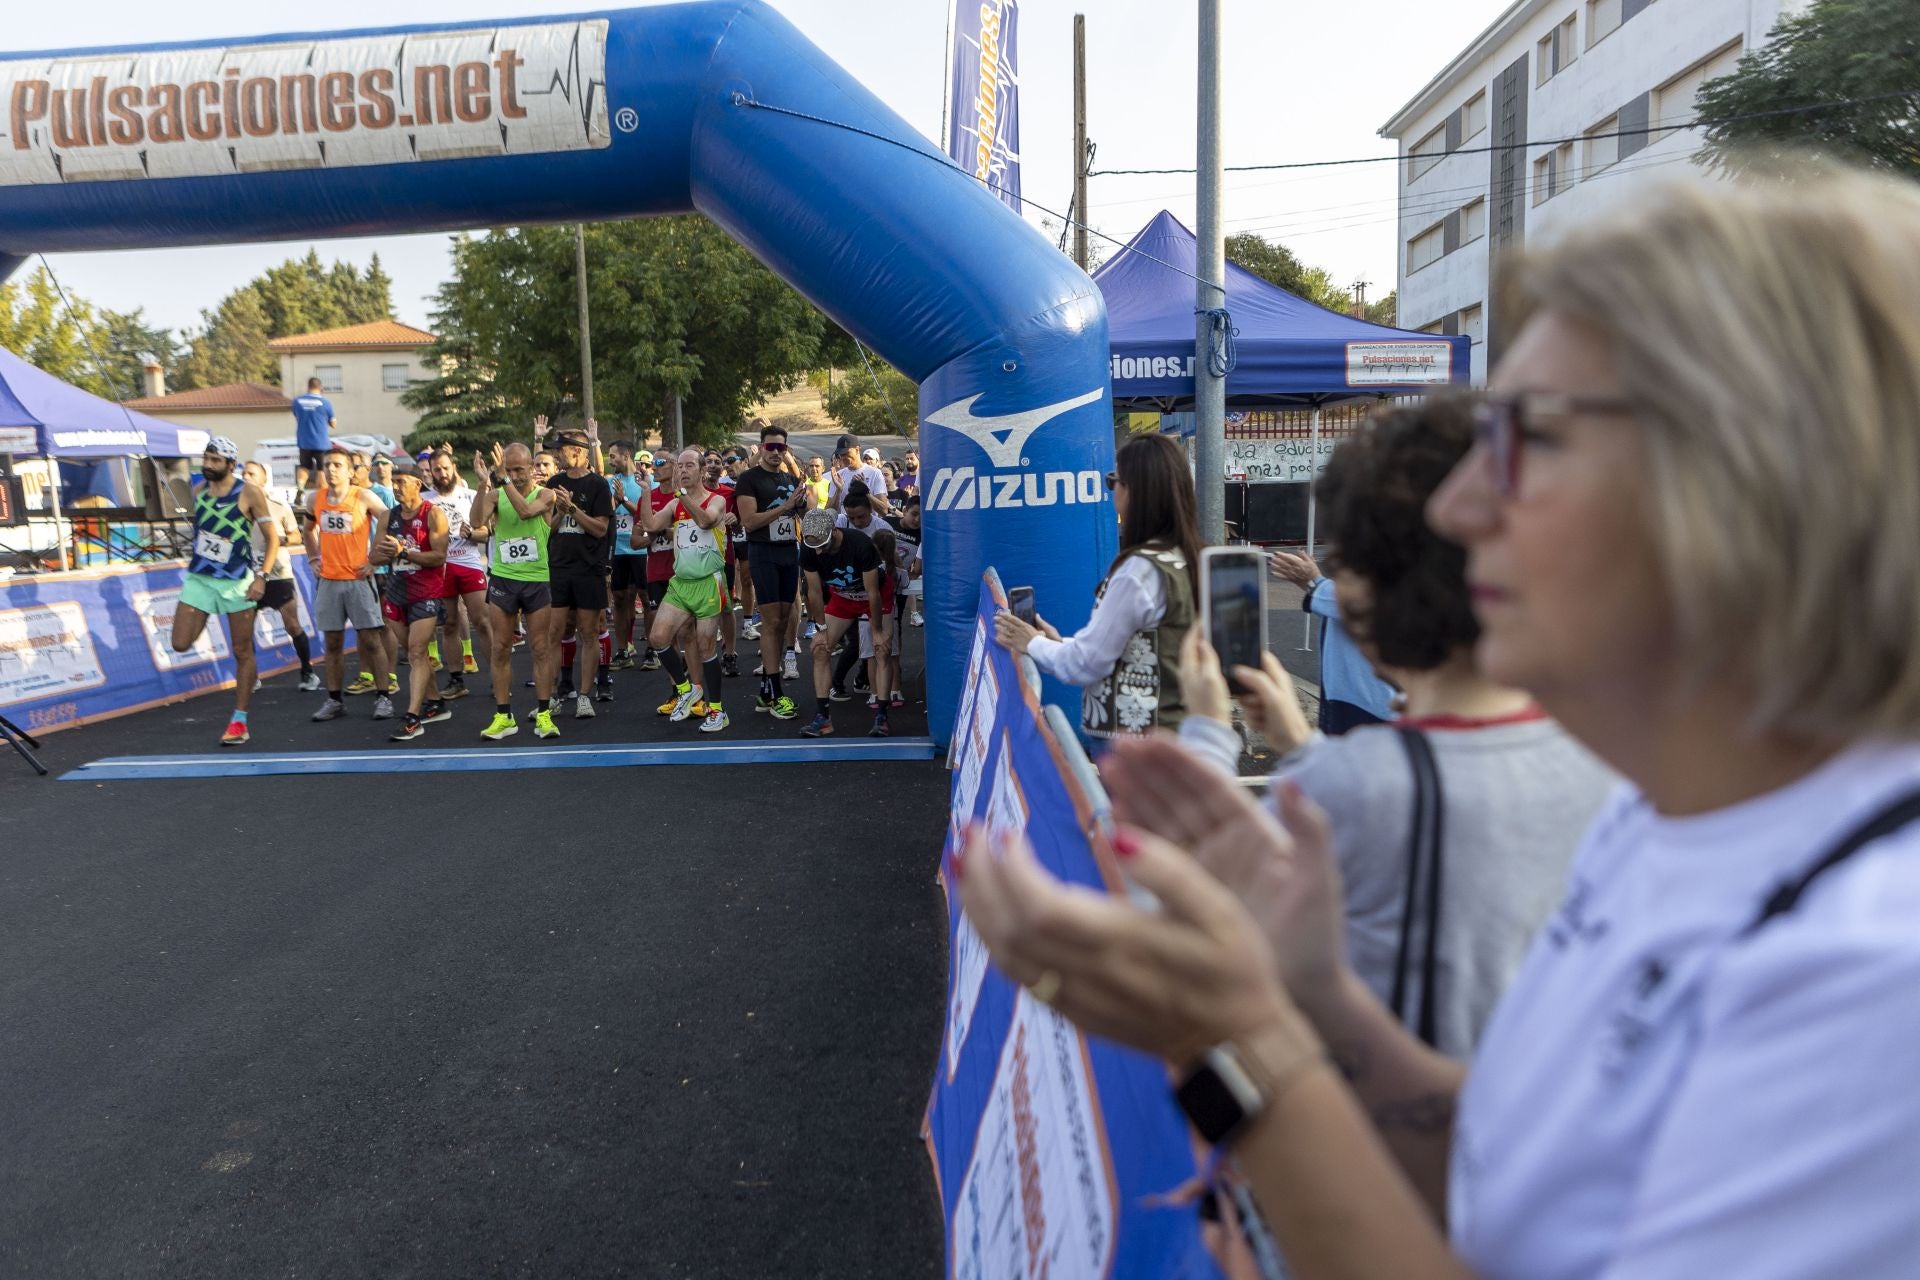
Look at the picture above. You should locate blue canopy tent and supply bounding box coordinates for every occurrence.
[1094,210,1469,408]
[0,345,206,569]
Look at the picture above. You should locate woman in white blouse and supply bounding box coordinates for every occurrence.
[994,432,1202,741]
[957,167,1920,1279]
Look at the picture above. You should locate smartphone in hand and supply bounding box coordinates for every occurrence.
[1008,585,1037,627]
[1200,547,1269,694]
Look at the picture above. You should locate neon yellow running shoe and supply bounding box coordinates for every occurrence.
[344,672,377,696]
[481,712,518,741]
[533,709,560,739]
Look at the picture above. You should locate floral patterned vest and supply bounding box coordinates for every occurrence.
[1081,546,1194,740]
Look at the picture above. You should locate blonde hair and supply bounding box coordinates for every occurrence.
[1502,166,1920,739]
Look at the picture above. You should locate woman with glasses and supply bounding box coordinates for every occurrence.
[994,432,1201,741]
[957,169,1920,1278]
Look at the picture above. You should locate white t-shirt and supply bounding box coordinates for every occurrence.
[1026,555,1167,689]
[830,463,888,509]
[423,483,485,569]
[1451,740,1920,1280]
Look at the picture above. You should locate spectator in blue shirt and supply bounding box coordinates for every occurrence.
[292,378,336,490]
[1270,549,1398,733]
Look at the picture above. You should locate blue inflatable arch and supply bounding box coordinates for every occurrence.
[0,1,1117,743]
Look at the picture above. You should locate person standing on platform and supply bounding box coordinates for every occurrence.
[292,377,335,491]
[173,437,277,746]
[305,448,394,724]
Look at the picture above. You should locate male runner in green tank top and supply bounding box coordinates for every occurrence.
[470,443,561,741]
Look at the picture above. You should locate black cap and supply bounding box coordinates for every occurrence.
[835,434,858,455]
[390,457,423,479]
[555,430,591,449]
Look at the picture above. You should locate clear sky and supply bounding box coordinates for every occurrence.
[14,0,1513,341]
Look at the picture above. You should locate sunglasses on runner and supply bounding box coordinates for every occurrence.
[760,441,788,453]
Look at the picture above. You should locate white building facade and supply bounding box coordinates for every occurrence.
[1380,0,1809,383]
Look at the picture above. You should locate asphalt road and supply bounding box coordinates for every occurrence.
[0,641,951,1276]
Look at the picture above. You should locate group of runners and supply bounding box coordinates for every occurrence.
[166,424,922,746]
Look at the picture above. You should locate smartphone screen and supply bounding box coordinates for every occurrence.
[1206,552,1266,692]
[1008,586,1037,626]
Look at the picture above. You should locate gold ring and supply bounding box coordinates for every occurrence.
[1026,970,1063,1005]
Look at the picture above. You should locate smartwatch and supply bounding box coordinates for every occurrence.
[1175,1043,1268,1148]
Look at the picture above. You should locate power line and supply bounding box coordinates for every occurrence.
[1088,90,1915,176]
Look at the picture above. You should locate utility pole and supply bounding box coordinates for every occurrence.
[1193,0,1226,544]
[1352,278,1369,318]
[1072,14,1089,272]
[574,224,595,427]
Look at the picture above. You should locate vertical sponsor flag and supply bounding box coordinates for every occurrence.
[945,0,1023,214]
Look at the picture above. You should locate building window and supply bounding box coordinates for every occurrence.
[1656,40,1744,133]
[1408,125,1447,182]
[313,365,344,393]
[1461,91,1488,140]
[1461,198,1488,243]
[1532,145,1573,205]
[382,363,412,392]
[1460,304,1485,345]
[1537,14,1577,84]
[1418,322,1446,336]
[1408,222,1446,273]
[1585,115,1620,176]
[1587,0,1622,47]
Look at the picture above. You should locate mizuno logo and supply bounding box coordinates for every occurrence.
[924,388,1104,468]
[923,466,1105,513]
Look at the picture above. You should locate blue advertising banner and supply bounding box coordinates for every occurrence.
[945,0,1023,214]
[926,570,1223,1279]
[0,553,319,735]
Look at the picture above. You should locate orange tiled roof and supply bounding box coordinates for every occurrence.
[266,319,437,352]
[123,382,292,412]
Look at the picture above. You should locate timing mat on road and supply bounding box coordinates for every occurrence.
[59,737,941,781]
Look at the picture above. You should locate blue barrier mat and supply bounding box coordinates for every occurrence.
[61,737,941,781]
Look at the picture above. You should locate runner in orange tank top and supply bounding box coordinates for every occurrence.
[302,447,395,721]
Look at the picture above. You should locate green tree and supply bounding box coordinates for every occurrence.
[1225,232,1352,311]
[0,268,107,392]
[176,251,395,390]
[399,237,517,456]
[414,216,830,451]
[825,355,919,438]
[1364,290,1399,327]
[92,308,186,400]
[1696,0,1919,179]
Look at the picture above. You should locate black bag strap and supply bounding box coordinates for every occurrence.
[1390,727,1445,1046]
[1739,786,1920,939]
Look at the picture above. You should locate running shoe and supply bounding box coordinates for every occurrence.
[782,651,799,682]
[688,698,711,718]
[462,653,480,674]
[310,698,346,722]
[386,675,401,695]
[422,700,452,724]
[829,687,851,703]
[481,712,519,740]
[769,695,798,721]
[438,678,469,700]
[513,631,527,650]
[741,618,761,641]
[593,679,614,703]
[533,709,561,739]
[389,715,425,742]
[909,610,924,627]
[699,707,730,734]
[345,672,377,696]
[609,648,635,671]
[800,712,834,738]
[575,693,596,720]
[221,717,250,746]
[802,621,819,639]
[253,678,263,693]
[867,693,881,710]
[373,694,395,721]
[755,692,775,713]
[669,689,701,723]
[890,690,907,709]
[722,654,740,678]
[658,686,690,716]
[297,671,323,692]
[869,715,891,738]
[638,652,661,671]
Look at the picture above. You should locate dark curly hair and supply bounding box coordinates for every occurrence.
[1316,393,1479,672]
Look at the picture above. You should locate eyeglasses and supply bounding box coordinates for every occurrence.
[1473,392,1638,497]
[761,441,788,453]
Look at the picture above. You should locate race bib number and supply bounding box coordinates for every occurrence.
[616,509,633,536]
[193,529,234,564]
[393,556,419,573]
[500,537,540,565]
[770,515,797,543]
[650,531,671,554]
[676,522,716,553]
[558,516,582,535]
[319,510,352,535]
